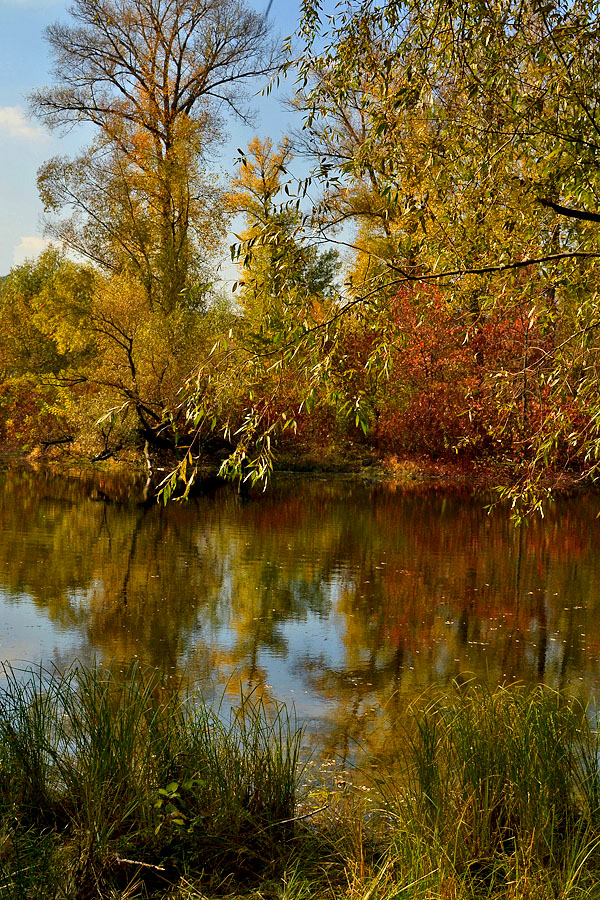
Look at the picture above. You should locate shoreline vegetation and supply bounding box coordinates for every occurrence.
[0,450,598,524]
[0,447,592,501]
[0,664,598,900]
[4,0,600,518]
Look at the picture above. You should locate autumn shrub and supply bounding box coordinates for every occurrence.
[0,376,70,452]
[373,285,562,463]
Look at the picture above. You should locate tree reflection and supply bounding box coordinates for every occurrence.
[0,469,598,764]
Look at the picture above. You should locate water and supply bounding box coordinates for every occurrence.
[0,465,599,764]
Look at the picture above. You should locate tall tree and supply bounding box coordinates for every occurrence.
[228,137,338,330]
[32,0,278,311]
[159,138,341,497]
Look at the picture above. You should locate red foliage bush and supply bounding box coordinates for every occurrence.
[0,378,66,451]
[374,283,558,461]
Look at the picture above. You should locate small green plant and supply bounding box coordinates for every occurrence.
[154,779,196,832]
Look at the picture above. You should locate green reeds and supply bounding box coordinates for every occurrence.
[0,663,302,898]
[383,682,600,898]
[171,682,600,900]
[0,669,598,900]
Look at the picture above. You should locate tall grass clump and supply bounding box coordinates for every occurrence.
[0,670,599,900]
[384,683,600,896]
[0,663,302,898]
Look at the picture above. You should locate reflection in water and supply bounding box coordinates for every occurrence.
[0,466,599,765]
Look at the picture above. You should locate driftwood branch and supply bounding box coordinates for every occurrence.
[111,855,166,872]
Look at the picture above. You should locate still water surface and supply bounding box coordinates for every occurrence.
[0,466,599,764]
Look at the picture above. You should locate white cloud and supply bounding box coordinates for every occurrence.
[0,106,48,142]
[13,236,52,266]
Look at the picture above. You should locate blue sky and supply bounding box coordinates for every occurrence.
[0,0,301,277]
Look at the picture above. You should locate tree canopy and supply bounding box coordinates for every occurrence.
[272,0,600,510]
[32,0,277,311]
[2,0,600,511]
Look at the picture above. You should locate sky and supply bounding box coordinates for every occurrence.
[0,0,302,278]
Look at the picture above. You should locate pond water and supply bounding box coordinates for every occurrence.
[0,465,599,766]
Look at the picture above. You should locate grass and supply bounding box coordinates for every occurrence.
[0,663,301,898]
[0,671,598,899]
[382,683,600,899]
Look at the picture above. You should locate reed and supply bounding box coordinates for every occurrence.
[380,682,600,898]
[0,670,598,900]
[0,663,301,897]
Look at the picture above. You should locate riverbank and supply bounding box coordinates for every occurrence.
[0,665,598,900]
[2,444,590,508]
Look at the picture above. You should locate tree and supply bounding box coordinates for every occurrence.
[0,248,96,450]
[0,247,235,466]
[76,272,235,462]
[280,0,600,511]
[32,0,278,311]
[228,137,338,331]
[158,137,342,498]
[24,0,279,474]
[37,140,226,313]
